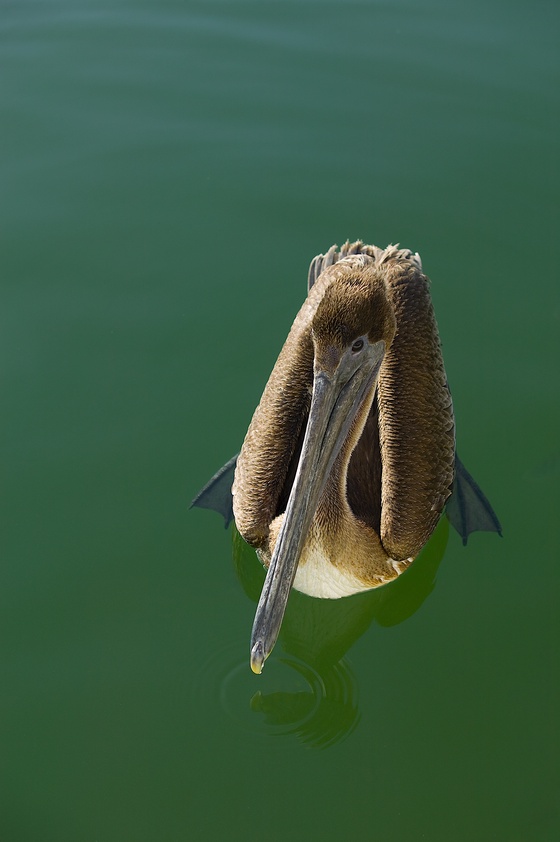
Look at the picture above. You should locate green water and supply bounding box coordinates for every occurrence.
[2,1,559,839]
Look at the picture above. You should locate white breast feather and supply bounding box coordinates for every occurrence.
[292,544,411,599]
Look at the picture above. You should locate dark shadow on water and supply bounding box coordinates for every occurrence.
[232,517,449,748]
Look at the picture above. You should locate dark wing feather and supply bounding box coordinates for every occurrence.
[190,454,238,527]
[446,454,502,545]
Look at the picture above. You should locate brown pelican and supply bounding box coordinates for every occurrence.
[192,241,501,673]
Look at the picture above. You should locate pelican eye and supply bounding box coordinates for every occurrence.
[351,338,364,353]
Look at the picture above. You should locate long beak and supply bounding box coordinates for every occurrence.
[249,341,385,673]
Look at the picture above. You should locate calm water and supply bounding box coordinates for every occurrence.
[2,1,559,839]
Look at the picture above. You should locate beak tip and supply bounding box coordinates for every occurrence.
[250,641,266,675]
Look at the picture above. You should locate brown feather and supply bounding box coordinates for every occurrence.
[233,241,455,587]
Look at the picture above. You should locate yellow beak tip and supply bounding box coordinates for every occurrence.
[250,641,265,674]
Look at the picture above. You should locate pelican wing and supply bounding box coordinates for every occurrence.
[231,294,317,547]
[376,248,456,560]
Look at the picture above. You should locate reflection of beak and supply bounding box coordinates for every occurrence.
[250,340,386,673]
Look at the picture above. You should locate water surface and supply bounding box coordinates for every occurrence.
[2,1,559,840]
